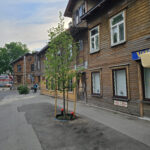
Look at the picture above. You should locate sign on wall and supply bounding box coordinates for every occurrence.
[114,100,128,107]
[132,48,150,60]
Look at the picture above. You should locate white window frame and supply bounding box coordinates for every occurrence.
[90,26,100,53]
[113,69,127,98]
[110,11,126,46]
[92,72,101,95]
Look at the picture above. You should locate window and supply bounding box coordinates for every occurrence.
[74,3,86,25]
[144,68,150,99]
[110,11,126,46]
[28,74,31,79]
[68,79,73,92]
[38,61,40,70]
[92,72,100,94]
[75,10,79,25]
[17,75,22,83]
[17,65,21,72]
[90,26,99,53]
[69,44,72,58]
[113,69,127,98]
[31,75,34,83]
[78,4,85,23]
[78,40,83,51]
[46,80,49,90]
[31,64,34,71]
[57,50,61,56]
[79,4,85,17]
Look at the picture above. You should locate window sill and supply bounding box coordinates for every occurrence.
[111,41,126,48]
[112,97,129,102]
[143,99,150,102]
[68,91,74,94]
[91,94,102,98]
[90,49,100,54]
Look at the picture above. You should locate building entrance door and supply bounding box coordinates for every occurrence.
[77,72,87,102]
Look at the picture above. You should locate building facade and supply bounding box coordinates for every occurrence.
[64,0,150,117]
[39,44,77,101]
[11,52,41,87]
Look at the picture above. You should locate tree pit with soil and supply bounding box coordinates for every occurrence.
[56,109,76,121]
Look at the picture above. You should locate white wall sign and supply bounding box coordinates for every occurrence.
[114,100,128,107]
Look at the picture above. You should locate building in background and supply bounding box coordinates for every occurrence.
[11,52,41,88]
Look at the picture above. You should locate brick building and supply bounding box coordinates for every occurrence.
[64,0,150,117]
[11,52,41,87]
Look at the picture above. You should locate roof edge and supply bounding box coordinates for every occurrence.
[10,52,32,65]
[64,0,73,17]
[38,44,49,55]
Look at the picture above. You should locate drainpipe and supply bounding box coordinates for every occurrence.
[23,56,26,85]
[137,62,144,117]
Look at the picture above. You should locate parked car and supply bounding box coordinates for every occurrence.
[0,74,13,87]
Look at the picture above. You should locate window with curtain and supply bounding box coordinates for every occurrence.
[92,72,100,94]
[144,68,150,99]
[113,69,127,98]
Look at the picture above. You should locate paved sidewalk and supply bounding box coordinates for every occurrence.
[0,92,150,149]
[40,95,150,147]
[0,87,10,91]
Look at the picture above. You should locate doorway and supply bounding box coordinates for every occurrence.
[77,72,87,102]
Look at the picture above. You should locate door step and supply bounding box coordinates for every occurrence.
[139,117,150,122]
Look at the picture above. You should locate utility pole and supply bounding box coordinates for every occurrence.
[23,56,26,85]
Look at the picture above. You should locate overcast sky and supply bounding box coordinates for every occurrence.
[0,0,71,51]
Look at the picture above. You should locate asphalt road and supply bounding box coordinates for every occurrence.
[0,91,150,150]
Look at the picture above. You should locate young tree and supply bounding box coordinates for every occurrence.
[45,12,78,117]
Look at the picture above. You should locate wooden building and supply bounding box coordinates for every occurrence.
[39,44,77,101]
[11,52,41,87]
[64,0,150,117]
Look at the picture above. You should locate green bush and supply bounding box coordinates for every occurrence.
[17,85,29,94]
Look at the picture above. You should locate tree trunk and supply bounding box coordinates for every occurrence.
[74,76,77,115]
[54,88,57,117]
[63,81,66,117]
[66,89,69,113]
